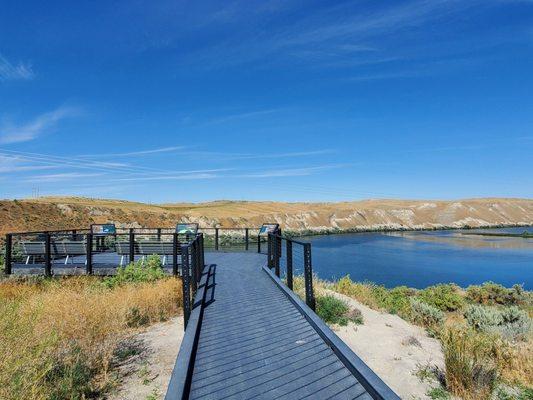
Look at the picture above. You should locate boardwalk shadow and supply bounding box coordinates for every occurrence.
[204,264,217,307]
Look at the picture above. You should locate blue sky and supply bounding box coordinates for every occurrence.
[0,0,532,203]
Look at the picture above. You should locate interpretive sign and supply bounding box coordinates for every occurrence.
[176,223,199,235]
[90,223,116,235]
[259,223,279,235]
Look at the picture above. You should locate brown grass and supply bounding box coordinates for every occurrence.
[0,276,182,400]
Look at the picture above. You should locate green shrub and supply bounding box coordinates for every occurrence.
[316,295,350,326]
[498,307,532,341]
[410,298,445,328]
[383,285,414,316]
[466,282,528,306]
[418,284,465,312]
[464,305,531,342]
[464,305,503,331]
[103,255,166,288]
[334,276,413,318]
[427,386,450,400]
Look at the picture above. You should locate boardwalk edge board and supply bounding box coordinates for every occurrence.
[165,265,212,400]
[262,265,401,400]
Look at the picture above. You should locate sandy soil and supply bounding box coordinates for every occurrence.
[109,317,184,400]
[325,290,444,400]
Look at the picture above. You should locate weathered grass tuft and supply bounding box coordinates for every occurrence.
[442,328,498,400]
[0,274,182,400]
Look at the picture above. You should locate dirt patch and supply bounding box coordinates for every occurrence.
[325,290,444,399]
[109,317,184,400]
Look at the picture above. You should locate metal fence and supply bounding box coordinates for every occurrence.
[3,228,203,276]
[267,232,315,311]
[3,226,271,276]
[181,233,205,327]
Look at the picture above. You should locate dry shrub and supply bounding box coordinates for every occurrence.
[492,340,533,387]
[0,276,182,400]
[442,327,499,399]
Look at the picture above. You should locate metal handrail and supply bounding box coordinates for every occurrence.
[267,232,315,311]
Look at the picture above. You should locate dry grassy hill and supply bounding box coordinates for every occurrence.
[1,197,532,236]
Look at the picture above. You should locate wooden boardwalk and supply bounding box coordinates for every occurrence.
[167,252,399,400]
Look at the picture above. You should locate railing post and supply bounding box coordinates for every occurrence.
[304,243,315,311]
[274,236,280,278]
[286,240,293,290]
[200,234,205,271]
[245,228,249,251]
[71,229,77,241]
[86,233,93,274]
[257,234,261,253]
[172,232,178,276]
[267,234,272,267]
[215,228,219,251]
[191,240,198,293]
[4,234,12,275]
[182,244,191,328]
[44,232,52,277]
[157,228,161,241]
[129,229,135,264]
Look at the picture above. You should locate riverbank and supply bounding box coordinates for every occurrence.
[284,223,533,238]
[1,197,532,237]
[306,276,532,399]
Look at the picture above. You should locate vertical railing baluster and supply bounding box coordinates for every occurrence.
[304,243,315,311]
[182,244,191,328]
[191,240,198,293]
[157,228,161,241]
[4,234,12,275]
[215,228,219,251]
[172,232,178,276]
[129,228,135,264]
[274,236,280,277]
[267,234,270,266]
[200,234,205,271]
[286,240,293,290]
[86,233,93,274]
[245,228,249,251]
[44,232,52,277]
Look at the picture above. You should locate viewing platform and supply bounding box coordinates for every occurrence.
[3,224,399,400]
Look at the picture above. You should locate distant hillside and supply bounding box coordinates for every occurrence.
[1,197,532,236]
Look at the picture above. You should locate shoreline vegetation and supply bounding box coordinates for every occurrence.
[282,223,533,239]
[305,276,533,400]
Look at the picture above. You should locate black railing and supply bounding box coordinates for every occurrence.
[267,232,315,311]
[3,226,269,276]
[198,227,267,252]
[181,233,205,328]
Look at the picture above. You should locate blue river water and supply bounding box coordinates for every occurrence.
[301,227,533,289]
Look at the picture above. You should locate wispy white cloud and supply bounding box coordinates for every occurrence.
[112,173,219,182]
[241,164,343,178]
[0,106,81,144]
[179,0,485,69]
[22,172,103,183]
[0,54,34,81]
[200,108,282,126]
[80,146,187,158]
[0,155,56,173]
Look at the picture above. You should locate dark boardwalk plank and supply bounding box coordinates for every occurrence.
[188,252,369,400]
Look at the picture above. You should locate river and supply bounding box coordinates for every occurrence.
[301,227,533,289]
